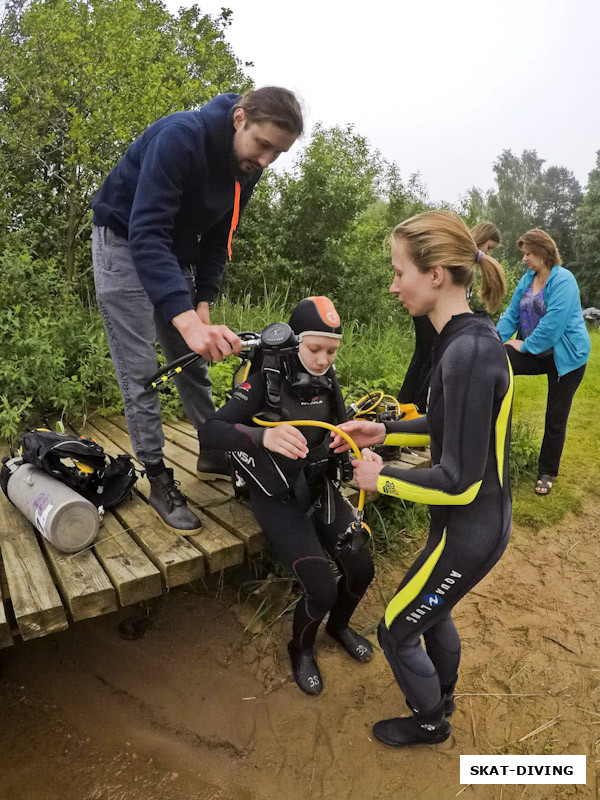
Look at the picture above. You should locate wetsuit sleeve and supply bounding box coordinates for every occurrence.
[377,335,502,505]
[383,414,430,447]
[199,375,268,452]
[128,124,200,322]
[194,175,262,305]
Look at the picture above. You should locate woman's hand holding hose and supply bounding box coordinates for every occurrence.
[351,448,384,491]
[330,419,386,453]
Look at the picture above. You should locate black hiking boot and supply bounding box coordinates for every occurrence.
[196,449,230,480]
[148,468,202,534]
[373,697,451,748]
[326,624,373,663]
[288,642,323,696]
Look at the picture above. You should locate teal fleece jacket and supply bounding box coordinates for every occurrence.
[497,265,590,377]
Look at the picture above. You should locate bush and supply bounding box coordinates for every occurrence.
[509,418,539,483]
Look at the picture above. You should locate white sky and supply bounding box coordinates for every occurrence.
[167,0,600,205]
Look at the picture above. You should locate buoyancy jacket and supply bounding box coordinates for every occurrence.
[92,94,262,321]
[200,365,341,508]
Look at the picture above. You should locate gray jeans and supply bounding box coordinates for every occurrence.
[92,225,215,464]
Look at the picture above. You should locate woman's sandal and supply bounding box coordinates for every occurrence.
[535,475,553,495]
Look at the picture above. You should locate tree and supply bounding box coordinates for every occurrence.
[486,149,582,267]
[573,152,600,307]
[487,149,545,263]
[536,166,582,265]
[0,0,250,284]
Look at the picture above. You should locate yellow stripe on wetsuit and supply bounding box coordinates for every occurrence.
[376,473,482,505]
[384,528,447,628]
[383,432,430,448]
[495,355,514,488]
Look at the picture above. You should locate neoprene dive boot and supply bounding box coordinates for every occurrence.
[441,677,457,716]
[148,467,202,534]
[326,624,373,663]
[373,697,451,748]
[405,677,457,717]
[288,642,323,695]
[196,449,231,480]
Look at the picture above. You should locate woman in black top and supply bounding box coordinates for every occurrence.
[200,297,375,695]
[332,211,511,747]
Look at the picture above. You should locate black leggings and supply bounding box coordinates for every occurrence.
[250,486,375,652]
[506,347,586,477]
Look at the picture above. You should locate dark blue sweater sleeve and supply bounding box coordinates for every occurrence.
[128,124,200,322]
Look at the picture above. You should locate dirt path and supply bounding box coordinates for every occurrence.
[0,498,597,800]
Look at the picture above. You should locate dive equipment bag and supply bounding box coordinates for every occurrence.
[0,429,137,510]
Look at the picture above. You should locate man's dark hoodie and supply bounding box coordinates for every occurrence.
[92,93,261,322]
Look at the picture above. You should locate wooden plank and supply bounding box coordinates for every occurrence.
[0,558,14,648]
[166,419,197,437]
[95,513,163,606]
[187,515,244,573]
[161,421,198,454]
[86,416,262,555]
[0,445,68,641]
[111,492,205,587]
[78,418,242,571]
[40,537,118,623]
[59,423,165,604]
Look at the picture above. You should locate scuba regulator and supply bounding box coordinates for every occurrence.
[146,322,371,555]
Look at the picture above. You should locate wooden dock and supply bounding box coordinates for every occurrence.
[0,415,430,646]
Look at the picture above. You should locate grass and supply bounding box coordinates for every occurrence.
[510,328,600,529]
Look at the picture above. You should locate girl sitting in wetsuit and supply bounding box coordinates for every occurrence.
[200,297,375,695]
[332,210,511,747]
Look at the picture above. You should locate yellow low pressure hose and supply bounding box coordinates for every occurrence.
[251,418,369,543]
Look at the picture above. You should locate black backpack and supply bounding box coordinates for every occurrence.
[1,428,137,509]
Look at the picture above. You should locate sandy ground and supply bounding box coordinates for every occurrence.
[0,497,598,800]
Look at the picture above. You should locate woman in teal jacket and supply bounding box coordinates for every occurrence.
[497,229,590,494]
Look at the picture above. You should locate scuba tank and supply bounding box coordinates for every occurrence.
[2,458,99,553]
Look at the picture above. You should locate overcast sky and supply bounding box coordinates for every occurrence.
[166,0,600,205]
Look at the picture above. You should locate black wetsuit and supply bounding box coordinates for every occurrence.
[200,369,375,651]
[397,315,437,411]
[376,312,513,712]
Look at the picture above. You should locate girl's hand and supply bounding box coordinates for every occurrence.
[330,420,386,453]
[263,424,308,460]
[352,457,383,491]
[506,338,523,352]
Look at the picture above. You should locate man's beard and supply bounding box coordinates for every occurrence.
[228,143,260,182]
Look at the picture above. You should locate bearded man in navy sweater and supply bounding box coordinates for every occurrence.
[92,87,303,533]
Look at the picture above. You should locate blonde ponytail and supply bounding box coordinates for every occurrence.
[477,253,506,312]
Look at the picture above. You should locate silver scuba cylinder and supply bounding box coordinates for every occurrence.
[4,458,99,553]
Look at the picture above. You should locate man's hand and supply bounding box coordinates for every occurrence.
[263,424,308,460]
[172,309,241,361]
[330,419,386,453]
